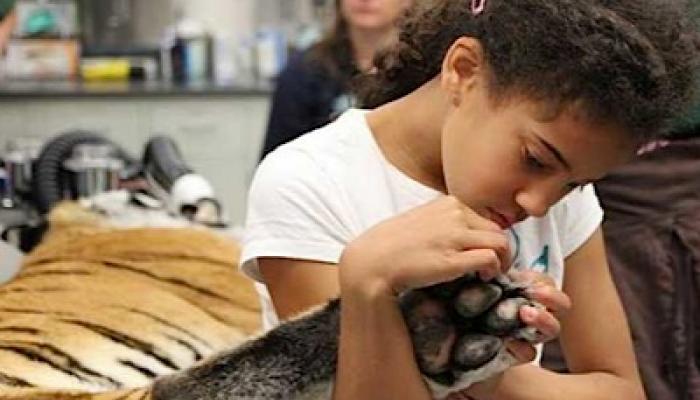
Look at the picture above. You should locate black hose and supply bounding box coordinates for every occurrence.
[32,131,135,214]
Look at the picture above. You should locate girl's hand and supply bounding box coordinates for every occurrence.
[511,269,572,343]
[339,196,511,296]
[445,391,478,400]
[499,270,571,368]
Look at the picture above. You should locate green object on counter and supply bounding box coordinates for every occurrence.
[25,7,56,36]
[0,0,16,20]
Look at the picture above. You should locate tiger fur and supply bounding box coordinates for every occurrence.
[0,203,261,399]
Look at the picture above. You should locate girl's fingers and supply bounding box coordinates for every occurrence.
[504,339,537,364]
[457,202,503,232]
[402,248,502,290]
[446,392,473,400]
[448,248,503,281]
[511,269,571,317]
[525,284,572,318]
[520,305,561,340]
[454,230,511,273]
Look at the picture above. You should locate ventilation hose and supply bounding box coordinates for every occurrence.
[32,130,135,214]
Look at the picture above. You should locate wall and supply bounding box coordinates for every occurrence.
[179,0,318,37]
[129,0,255,44]
[180,0,256,41]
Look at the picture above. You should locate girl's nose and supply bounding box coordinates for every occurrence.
[514,182,561,218]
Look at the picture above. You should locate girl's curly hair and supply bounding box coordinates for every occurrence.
[357,0,700,140]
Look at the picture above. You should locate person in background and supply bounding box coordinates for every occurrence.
[0,0,16,52]
[259,0,411,160]
[241,0,698,399]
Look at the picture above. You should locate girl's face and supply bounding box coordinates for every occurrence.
[441,84,636,229]
[340,0,410,31]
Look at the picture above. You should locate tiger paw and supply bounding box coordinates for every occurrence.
[399,274,542,397]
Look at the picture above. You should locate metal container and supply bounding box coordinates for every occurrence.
[63,143,124,199]
[0,168,13,208]
[4,137,43,196]
[78,0,175,50]
[5,151,35,194]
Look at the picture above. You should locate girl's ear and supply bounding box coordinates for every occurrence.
[440,37,485,103]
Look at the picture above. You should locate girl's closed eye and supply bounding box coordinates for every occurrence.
[522,147,586,193]
[523,147,548,171]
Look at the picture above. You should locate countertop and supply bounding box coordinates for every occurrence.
[0,79,273,98]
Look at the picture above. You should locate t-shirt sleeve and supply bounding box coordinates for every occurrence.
[240,147,352,282]
[556,184,604,258]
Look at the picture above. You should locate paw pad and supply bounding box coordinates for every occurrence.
[399,274,540,389]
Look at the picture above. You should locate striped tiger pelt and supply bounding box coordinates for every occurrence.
[0,203,261,399]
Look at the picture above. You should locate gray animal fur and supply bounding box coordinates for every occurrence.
[153,301,341,400]
[152,277,540,400]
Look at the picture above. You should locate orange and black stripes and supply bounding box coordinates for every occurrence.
[0,204,261,399]
[117,307,213,353]
[101,261,241,305]
[59,320,181,371]
[0,341,122,388]
[0,372,32,387]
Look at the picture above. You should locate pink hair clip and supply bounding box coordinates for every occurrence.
[471,0,486,15]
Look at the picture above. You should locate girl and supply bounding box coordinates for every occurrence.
[242,0,699,399]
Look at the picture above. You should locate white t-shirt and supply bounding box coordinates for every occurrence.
[241,108,603,331]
